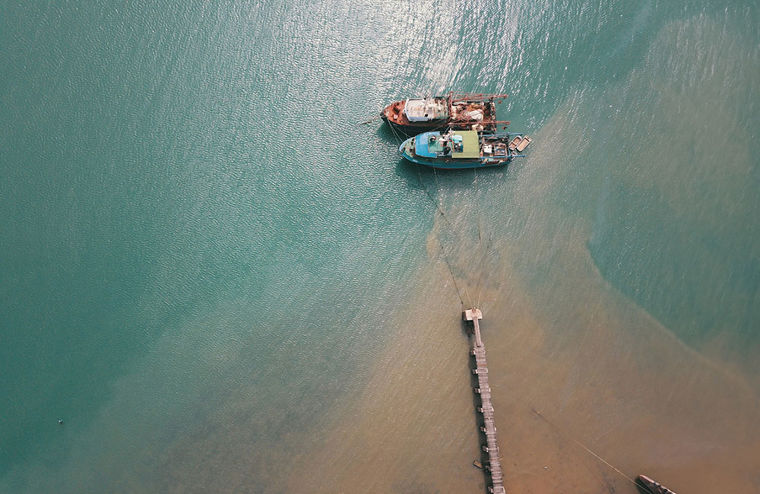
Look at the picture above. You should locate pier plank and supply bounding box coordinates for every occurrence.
[465,310,506,494]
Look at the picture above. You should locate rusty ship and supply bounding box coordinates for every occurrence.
[381,93,510,135]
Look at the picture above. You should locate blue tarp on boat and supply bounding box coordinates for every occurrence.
[414,132,442,158]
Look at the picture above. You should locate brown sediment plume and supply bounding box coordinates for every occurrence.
[288,206,760,493]
[288,105,760,492]
[481,224,760,494]
[285,251,483,493]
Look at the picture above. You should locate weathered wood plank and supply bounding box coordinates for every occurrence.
[465,309,506,494]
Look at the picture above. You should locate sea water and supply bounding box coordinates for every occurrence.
[1,1,758,493]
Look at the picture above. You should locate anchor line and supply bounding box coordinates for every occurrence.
[360,114,383,125]
[441,245,465,306]
[468,167,495,310]
[474,226,495,308]
[417,168,449,223]
[430,168,479,306]
[388,121,490,309]
[473,168,487,308]
[414,167,495,309]
[414,169,468,306]
[386,118,405,145]
[531,408,639,488]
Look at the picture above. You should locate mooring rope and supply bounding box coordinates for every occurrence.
[472,168,488,308]
[386,118,404,146]
[441,245,465,307]
[413,168,468,306]
[531,408,640,489]
[475,231,492,309]
[383,120,481,309]
[417,169,449,223]
[360,114,383,125]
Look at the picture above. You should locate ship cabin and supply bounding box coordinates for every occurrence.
[404,98,449,122]
[383,97,449,128]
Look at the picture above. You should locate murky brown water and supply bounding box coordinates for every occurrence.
[290,104,760,493]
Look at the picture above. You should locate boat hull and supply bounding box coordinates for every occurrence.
[635,475,677,494]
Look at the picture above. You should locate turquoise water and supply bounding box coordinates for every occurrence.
[1,1,758,492]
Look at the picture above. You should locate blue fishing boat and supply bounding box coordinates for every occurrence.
[398,129,531,169]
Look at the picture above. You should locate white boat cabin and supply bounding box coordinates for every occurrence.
[403,98,448,122]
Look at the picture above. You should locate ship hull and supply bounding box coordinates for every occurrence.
[635,475,677,494]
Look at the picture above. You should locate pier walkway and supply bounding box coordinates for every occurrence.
[464,308,505,494]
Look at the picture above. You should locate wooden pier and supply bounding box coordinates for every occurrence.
[464,308,506,494]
